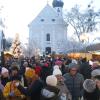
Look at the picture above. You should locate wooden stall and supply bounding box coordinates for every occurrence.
[67,52,92,60]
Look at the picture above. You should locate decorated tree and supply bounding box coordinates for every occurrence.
[10,33,22,58]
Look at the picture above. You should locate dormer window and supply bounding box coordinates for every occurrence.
[52,19,55,22]
[41,19,44,22]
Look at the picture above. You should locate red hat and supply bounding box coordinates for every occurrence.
[44,63,49,67]
[35,66,42,75]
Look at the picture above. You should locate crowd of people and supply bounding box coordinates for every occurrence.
[0,56,100,100]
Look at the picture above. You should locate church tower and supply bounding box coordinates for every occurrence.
[52,0,64,16]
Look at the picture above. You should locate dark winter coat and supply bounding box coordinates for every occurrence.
[83,87,100,100]
[79,62,92,79]
[0,89,5,100]
[19,66,28,87]
[17,79,44,100]
[63,73,84,100]
[40,66,52,83]
[1,77,9,86]
[40,85,60,100]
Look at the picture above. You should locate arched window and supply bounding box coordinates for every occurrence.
[46,33,50,41]
[57,8,60,12]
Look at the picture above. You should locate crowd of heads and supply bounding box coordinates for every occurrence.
[0,55,99,100]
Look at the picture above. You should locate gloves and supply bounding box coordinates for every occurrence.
[9,91,15,97]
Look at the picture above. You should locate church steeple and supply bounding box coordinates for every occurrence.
[52,0,64,16]
[52,0,64,8]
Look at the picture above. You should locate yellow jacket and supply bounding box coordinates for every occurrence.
[3,81,23,98]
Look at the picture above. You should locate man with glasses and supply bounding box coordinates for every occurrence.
[63,63,84,100]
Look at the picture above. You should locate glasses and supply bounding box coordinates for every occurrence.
[70,69,77,71]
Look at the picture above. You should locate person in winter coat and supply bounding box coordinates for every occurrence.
[1,67,10,86]
[15,68,44,100]
[79,58,92,79]
[83,79,100,100]
[20,61,29,85]
[0,81,4,100]
[0,67,5,100]
[9,66,21,82]
[40,63,52,83]
[91,69,100,88]
[53,67,72,100]
[63,63,84,100]
[40,75,60,100]
[3,77,25,100]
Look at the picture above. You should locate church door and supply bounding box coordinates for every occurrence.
[45,47,51,54]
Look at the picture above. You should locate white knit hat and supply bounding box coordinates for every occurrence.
[72,59,77,64]
[46,75,57,86]
[91,69,100,77]
[53,68,62,76]
[89,60,93,66]
[53,65,59,70]
[1,67,8,74]
[83,79,96,93]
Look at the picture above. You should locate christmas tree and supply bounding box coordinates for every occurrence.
[10,33,22,58]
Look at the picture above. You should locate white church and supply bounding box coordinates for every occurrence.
[29,0,68,55]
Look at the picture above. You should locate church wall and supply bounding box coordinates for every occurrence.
[29,4,68,55]
[29,22,67,54]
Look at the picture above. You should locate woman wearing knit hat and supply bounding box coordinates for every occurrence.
[55,60,63,70]
[91,69,100,91]
[1,67,9,86]
[3,79,25,100]
[40,75,60,100]
[24,68,38,85]
[15,68,44,100]
[10,66,21,81]
[53,68,72,100]
[3,67,25,100]
[83,79,100,100]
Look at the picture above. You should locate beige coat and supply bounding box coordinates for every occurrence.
[57,81,72,100]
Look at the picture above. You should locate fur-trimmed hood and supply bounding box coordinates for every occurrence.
[41,86,60,100]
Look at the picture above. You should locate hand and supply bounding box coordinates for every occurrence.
[9,91,15,96]
[95,79,100,89]
[15,82,19,87]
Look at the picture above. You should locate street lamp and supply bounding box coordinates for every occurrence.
[1,30,5,66]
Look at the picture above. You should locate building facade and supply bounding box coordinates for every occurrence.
[29,0,68,55]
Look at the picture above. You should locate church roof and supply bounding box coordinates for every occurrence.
[29,4,66,27]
